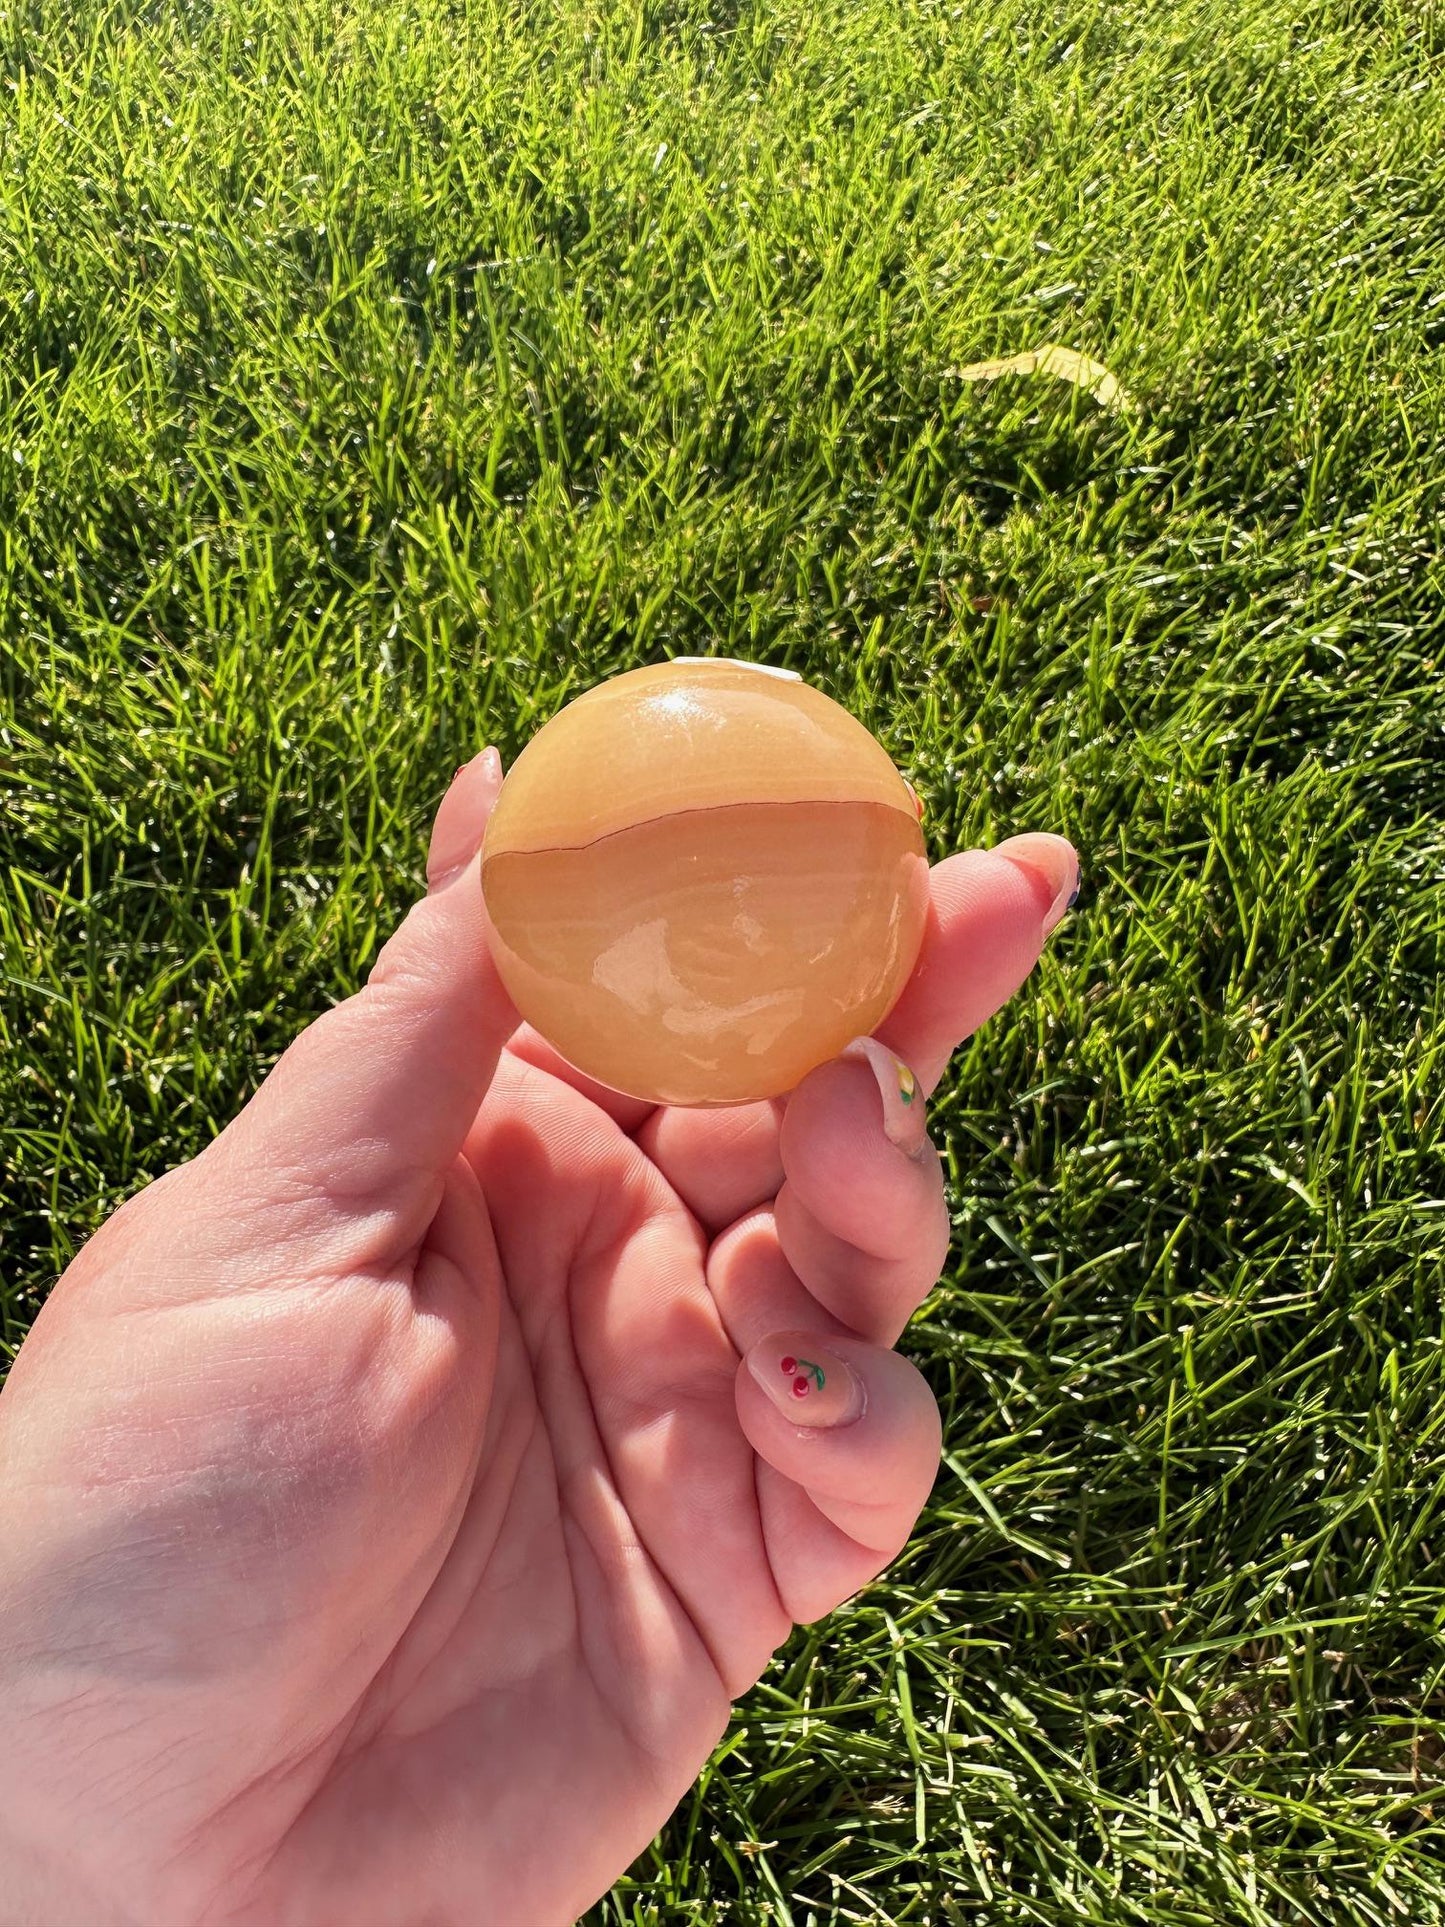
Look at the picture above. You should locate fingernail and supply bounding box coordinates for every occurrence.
[993,832,1080,937]
[902,775,924,821]
[426,747,502,891]
[841,1036,928,1159]
[747,1336,866,1430]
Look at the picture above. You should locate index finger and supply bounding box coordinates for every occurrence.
[876,833,1078,1094]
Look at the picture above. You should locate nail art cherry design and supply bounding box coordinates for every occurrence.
[779,1354,826,1399]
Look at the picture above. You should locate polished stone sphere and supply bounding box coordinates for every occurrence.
[480,658,929,1106]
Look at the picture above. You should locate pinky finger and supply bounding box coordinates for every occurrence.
[734,1330,941,1624]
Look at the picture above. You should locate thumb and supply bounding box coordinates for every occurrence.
[210,747,520,1235]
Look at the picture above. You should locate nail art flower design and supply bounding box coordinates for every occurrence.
[897,1061,917,1106]
[779,1354,826,1399]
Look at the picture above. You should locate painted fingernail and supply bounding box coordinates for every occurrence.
[841,1036,929,1160]
[747,1336,866,1430]
[993,832,1080,937]
[426,747,502,891]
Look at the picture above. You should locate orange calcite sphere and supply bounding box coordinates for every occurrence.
[480,658,930,1107]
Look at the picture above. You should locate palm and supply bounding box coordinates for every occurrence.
[225,999,967,1926]
[256,1053,776,1924]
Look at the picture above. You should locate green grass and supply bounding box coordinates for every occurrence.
[4,0,1445,1917]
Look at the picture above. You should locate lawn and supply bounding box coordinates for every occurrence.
[3,0,1445,1919]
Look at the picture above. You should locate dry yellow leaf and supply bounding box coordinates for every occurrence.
[951,344,1132,413]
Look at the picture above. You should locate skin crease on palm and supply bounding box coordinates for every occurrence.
[0,747,1078,1927]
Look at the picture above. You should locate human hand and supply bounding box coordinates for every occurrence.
[0,745,1077,1927]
